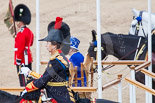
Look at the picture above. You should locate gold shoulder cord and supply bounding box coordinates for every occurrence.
[29,71,41,79]
[57,55,68,67]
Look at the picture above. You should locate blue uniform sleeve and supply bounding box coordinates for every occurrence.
[26,60,59,92]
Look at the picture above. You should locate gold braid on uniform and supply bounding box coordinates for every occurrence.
[29,71,42,79]
[50,50,68,68]
[57,55,68,67]
[67,87,75,103]
[50,50,59,60]
[25,81,39,92]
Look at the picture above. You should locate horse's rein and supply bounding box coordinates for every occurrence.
[102,47,138,71]
[15,96,23,103]
[103,39,145,71]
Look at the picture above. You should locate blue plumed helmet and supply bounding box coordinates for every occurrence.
[70,36,80,50]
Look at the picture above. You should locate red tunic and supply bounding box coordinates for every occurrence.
[14,26,34,65]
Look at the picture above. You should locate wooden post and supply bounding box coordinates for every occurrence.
[74,66,78,87]
[81,63,84,87]
[141,69,155,78]
[90,57,94,87]
[135,61,151,72]
[118,74,122,103]
[102,76,122,90]
[118,74,122,79]
[125,77,155,96]
[93,60,146,65]
[0,87,97,93]
[69,62,74,87]
[83,53,91,87]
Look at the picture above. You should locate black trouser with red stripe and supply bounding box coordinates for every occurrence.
[16,63,32,87]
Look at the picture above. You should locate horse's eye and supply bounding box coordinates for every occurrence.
[94,47,97,51]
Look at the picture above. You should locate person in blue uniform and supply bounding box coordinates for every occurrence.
[20,17,75,103]
[68,36,87,87]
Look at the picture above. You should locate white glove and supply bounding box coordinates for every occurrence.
[21,89,27,97]
[20,67,31,77]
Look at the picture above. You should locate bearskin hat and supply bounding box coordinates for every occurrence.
[14,4,31,25]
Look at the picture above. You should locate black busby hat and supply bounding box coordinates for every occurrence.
[14,4,31,25]
[39,17,71,55]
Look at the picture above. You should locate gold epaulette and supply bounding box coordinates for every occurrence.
[50,50,68,67]
[50,51,59,60]
[29,71,41,79]
[57,55,68,67]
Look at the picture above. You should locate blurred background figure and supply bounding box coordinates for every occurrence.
[68,36,87,87]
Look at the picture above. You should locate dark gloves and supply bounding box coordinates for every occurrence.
[16,59,21,65]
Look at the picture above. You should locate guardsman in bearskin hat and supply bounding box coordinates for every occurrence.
[20,17,75,103]
[68,37,87,87]
[14,4,34,87]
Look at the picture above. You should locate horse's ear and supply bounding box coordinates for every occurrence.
[91,30,97,42]
[132,8,139,17]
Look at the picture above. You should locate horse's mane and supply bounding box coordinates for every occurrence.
[0,90,20,103]
[102,32,146,40]
[0,90,18,99]
[143,11,155,16]
[103,32,127,36]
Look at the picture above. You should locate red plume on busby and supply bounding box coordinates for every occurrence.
[54,17,63,29]
[39,17,70,55]
[14,4,31,25]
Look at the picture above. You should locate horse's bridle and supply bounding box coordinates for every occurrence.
[133,11,147,38]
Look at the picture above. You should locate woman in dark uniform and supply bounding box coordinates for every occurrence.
[20,17,75,103]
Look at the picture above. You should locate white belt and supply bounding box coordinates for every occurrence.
[14,48,18,51]
[14,46,28,51]
[25,46,28,49]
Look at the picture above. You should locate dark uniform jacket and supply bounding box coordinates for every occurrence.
[25,50,75,103]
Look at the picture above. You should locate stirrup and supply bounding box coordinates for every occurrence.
[41,93,51,101]
[41,89,51,102]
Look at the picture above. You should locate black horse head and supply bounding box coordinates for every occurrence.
[88,30,107,60]
[88,30,148,61]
